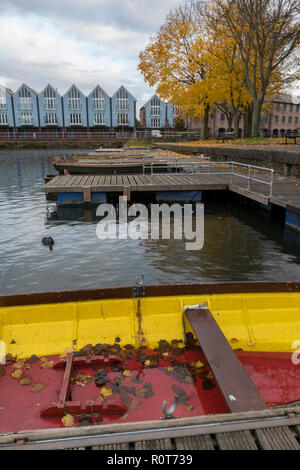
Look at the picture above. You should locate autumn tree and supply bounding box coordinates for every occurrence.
[208,0,300,136]
[138,2,212,138]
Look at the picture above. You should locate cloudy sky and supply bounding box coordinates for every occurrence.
[0,0,179,111]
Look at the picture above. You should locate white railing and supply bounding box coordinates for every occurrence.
[145,160,274,197]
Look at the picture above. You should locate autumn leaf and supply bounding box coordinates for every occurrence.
[101,386,113,397]
[40,360,54,369]
[11,369,23,379]
[31,383,46,393]
[123,369,132,377]
[61,414,74,427]
[13,359,26,369]
[186,404,194,411]
[19,376,32,386]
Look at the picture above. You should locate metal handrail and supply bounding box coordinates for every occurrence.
[147,160,274,197]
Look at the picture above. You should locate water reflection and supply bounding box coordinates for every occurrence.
[0,149,299,295]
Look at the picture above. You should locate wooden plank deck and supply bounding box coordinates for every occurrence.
[42,171,300,209]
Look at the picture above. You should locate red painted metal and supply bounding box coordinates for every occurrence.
[1,350,300,434]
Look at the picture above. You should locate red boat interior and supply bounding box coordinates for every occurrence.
[0,346,299,434]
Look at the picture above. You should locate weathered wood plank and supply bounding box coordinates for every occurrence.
[91,443,130,450]
[175,435,215,450]
[135,439,173,450]
[216,431,258,450]
[255,427,300,450]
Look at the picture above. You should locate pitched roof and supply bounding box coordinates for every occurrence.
[87,84,109,97]
[39,83,61,96]
[112,85,136,101]
[0,84,14,96]
[269,93,300,105]
[141,93,166,109]
[15,83,38,96]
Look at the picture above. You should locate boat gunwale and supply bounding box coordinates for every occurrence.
[0,281,299,307]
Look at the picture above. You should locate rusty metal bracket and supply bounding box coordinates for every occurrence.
[161,396,178,419]
[133,274,145,297]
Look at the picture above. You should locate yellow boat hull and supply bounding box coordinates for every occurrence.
[1,282,299,360]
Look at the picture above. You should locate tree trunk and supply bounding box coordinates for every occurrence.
[233,111,239,136]
[227,114,233,131]
[203,105,209,140]
[251,100,263,137]
[242,104,253,138]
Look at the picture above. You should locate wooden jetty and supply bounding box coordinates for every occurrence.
[1,406,300,450]
[42,170,300,232]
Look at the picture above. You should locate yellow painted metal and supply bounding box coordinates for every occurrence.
[0,292,300,360]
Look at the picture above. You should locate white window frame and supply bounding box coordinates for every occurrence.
[93,113,105,125]
[44,113,58,125]
[150,96,161,116]
[93,88,105,110]
[0,113,8,125]
[117,113,129,125]
[151,117,161,128]
[0,89,7,110]
[68,88,81,111]
[69,113,82,125]
[116,88,128,111]
[44,97,57,110]
[18,87,33,111]
[20,113,33,125]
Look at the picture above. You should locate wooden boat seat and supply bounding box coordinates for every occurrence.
[185,307,267,413]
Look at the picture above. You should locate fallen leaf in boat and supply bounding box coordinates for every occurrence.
[194,360,204,368]
[77,418,93,427]
[40,360,54,369]
[61,414,74,427]
[101,386,113,397]
[202,379,216,391]
[59,347,74,359]
[186,404,194,411]
[135,387,148,398]
[5,354,15,363]
[31,383,46,393]
[167,367,174,372]
[230,338,238,344]
[19,376,32,386]
[144,360,151,366]
[11,369,23,379]
[162,352,170,359]
[28,355,39,365]
[123,369,132,377]
[40,357,48,363]
[0,366,5,378]
[128,398,139,412]
[184,376,194,384]
[13,359,26,369]
[72,373,93,386]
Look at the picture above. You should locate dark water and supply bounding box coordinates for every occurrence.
[0,149,299,295]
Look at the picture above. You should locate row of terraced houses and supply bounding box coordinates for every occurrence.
[0,82,299,138]
[0,83,179,137]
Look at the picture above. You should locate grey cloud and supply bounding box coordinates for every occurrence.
[0,0,179,33]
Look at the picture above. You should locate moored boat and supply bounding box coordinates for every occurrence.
[0,280,300,446]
